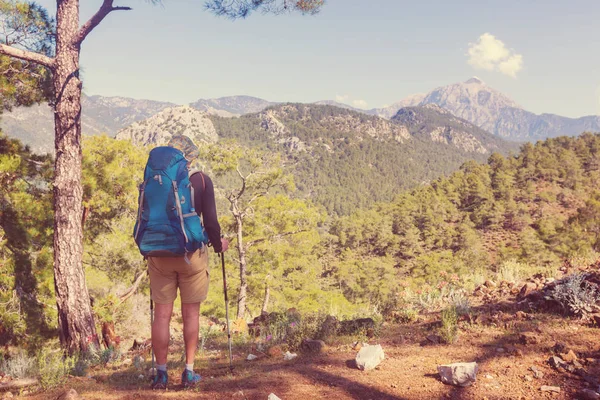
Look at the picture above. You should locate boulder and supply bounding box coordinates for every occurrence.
[319,315,339,339]
[355,344,385,371]
[437,362,478,387]
[56,389,80,400]
[301,340,326,354]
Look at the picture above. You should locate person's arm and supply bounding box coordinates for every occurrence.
[191,173,223,252]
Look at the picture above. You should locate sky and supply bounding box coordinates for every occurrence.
[33,0,600,117]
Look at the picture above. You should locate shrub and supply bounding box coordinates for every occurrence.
[0,350,36,379]
[36,348,76,389]
[439,306,459,344]
[546,273,600,320]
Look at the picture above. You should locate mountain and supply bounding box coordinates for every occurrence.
[189,95,276,117]
[0,95,175,153]
[391,104,505,154]
[367,93,426,119]
[115,106,218,146]
[401,78,600,141]
[208,103,517,214]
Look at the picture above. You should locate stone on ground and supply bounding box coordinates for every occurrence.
[267,393,282,400]
[578,389,600,400]
[355,344,385,371]
[437,362,478,387]
[540,385,561,393]
[57,389,80,400]
[301,339,327,353]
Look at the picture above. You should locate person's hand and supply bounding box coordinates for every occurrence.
[220,238,229,253]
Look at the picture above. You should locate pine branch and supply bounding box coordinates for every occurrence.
[0,43,54,69]
[74,0,132,46]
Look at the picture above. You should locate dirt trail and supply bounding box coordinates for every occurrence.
[13,313,600,400]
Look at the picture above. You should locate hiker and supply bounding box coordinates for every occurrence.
[141,135,229,389]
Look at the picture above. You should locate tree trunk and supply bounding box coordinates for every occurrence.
[234,212,247,320]
[261,283,269,314]
[52,0,99,354]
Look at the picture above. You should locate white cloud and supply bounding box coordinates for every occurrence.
[467,33,523,78]
[335,94,349,102]
[352,99,368,109]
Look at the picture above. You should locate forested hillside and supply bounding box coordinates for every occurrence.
[211,103,517,215]
[328,132,600,307]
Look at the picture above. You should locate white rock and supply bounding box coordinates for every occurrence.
[355,344,385,371]
[246,354,258,361]
[267,393,282,400]
[437,362,478,387]
[283,351,297,361]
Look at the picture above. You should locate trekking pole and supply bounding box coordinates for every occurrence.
[221,252,233,371]
[150,289,155,377]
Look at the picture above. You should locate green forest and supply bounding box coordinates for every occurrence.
[2,129,600,349]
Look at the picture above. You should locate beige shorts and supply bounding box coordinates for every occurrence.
[148,248,209,304]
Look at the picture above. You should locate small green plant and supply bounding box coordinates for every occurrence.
[394,308,419,323]
[0,350,36,379]
[439,306,459,344]
[36,348,76,389]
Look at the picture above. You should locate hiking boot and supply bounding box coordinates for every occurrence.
[181,369,201,388]
[151,369,168,390]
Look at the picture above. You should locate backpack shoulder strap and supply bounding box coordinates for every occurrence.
[189,170,206,191]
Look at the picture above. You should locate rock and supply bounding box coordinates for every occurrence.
[530,366,544,379]
[246,354,258,361]
[574,360,584,369]
[518,283,537,299]
[301,340,326,354]
[519,332,540,345]
[540,385,560,393]
[561,350,578,363]
[267,394,282,400]
[496,347,505,353]
[56,389,80,400]
[549,356,566,369]
[578,389,600,400]
[355,344,385,371]
[552,342,568,354]
[133,355,145,370]
[426,335,441,344]
[352,341,363,351]
[437,362,478,387]
[524,375,533,382]
[1,393,13,400]
[319,315,339,338]
[484,280,497,288]
[283,351,297,361]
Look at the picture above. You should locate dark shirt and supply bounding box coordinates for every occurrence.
[190,172,222,252]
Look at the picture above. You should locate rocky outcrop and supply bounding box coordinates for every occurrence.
[115,106,218,147]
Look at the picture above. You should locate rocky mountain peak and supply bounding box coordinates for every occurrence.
[115,105,218,147]
[464,76,485,85]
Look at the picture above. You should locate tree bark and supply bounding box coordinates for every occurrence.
[235,211,248,320]
[261,282,269,314]
[52,0,99,354]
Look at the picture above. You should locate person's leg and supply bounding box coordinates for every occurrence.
[152,302,174,365]
[147,256,178,389]
[178,248,210,386]
[181,302,200,365]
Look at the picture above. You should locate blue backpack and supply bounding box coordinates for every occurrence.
[133,146,208,257]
